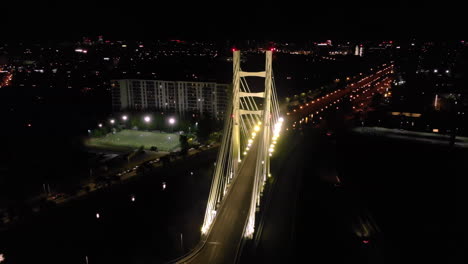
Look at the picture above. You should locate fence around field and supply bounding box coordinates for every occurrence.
[87,129,181,152]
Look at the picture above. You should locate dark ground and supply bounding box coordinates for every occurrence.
[241,118,463,263]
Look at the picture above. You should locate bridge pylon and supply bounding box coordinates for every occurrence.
[201,49,283,239]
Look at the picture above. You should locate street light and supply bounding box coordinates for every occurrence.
[98,123,103,128]
[110,119,115,124]
[169,117,176,132]
[122,115,128,121]
[144,116,151,123]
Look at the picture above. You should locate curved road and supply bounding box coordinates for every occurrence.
[179,140,260,264]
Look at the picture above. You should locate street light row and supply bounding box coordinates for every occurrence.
[96,115,176,128]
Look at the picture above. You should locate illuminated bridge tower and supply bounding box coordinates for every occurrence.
[201,49,282,239]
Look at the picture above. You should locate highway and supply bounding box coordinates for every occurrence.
[287,63,394,122]
[179,139,260,264]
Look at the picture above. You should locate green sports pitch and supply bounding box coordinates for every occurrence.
[87,129,180,151]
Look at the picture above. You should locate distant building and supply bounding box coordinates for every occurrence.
[329,44,353,56]
[111,79,229,119]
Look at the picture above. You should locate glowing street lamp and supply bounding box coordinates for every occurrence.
[122,115,128,121]
[110,119,115,124]
[98,123,103,128]
[144,116,151,123]
[168,117,176,132]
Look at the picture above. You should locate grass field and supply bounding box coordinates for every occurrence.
[86,129,180,151]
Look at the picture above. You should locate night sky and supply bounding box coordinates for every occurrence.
[3,0,466,40]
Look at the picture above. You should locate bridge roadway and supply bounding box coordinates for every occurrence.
[180,139,260,264]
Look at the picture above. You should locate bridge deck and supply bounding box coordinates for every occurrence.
[182,140,260,264]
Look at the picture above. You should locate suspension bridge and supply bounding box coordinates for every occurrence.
[175,49,283,263]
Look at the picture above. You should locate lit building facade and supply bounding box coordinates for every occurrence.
[111,79,229,119]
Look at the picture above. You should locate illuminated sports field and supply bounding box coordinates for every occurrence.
[87,129,180,151]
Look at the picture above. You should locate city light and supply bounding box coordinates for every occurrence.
[0,39,438,263]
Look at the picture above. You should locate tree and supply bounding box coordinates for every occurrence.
[91,126,109,137]
[209,132,222,143]
[138,145,145,153]
[179,135,189,155]
[196,117,214,143]
[129,116,142,130]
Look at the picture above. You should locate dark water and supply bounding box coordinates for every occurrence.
[0,149,218,264]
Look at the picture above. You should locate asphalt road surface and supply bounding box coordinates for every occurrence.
[182,139,260,264]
